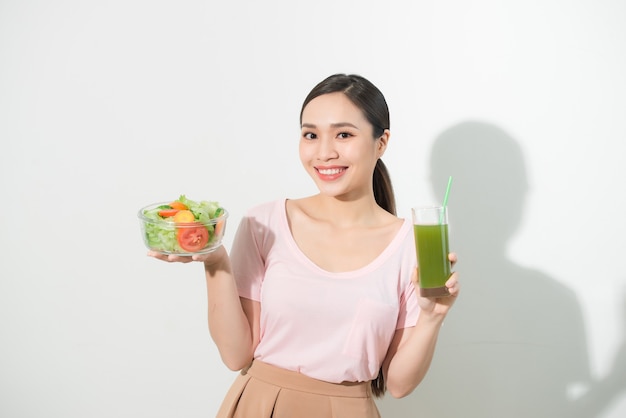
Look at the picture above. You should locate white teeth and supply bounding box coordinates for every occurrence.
[318,168,343,175]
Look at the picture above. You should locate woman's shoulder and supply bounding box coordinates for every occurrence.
[240,199,289,233]
[283,196,313,219]
[245,198,286,215]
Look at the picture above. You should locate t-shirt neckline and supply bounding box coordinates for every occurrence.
[278,199,411,278]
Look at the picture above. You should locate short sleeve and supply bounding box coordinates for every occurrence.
[396,278,420,329]
[230,215,266,301]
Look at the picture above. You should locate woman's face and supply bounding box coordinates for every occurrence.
[299,92,388,201]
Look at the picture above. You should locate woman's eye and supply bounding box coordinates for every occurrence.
[303,132,317,140]
[338,132,352,139]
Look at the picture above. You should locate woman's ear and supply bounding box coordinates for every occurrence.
[377,129,391,158]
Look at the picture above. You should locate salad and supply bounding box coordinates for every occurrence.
[140,195,226,254]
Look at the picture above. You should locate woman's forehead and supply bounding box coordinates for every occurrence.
[301,93,367,126]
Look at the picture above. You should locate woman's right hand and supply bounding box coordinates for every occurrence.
[147,245,227,265]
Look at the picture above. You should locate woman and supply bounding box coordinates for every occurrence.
[150,74,460,417]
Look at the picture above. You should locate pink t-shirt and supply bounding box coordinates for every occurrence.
[230,199,420,383]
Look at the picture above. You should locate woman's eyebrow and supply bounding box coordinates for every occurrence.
[301,122,359,129]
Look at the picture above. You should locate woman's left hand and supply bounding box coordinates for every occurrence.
[413,252,460,317]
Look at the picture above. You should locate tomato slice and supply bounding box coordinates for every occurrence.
[177,225,209,252]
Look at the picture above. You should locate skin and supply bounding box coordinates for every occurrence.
[148,91,460,398]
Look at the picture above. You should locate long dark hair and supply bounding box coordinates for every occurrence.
[300,74,396,397]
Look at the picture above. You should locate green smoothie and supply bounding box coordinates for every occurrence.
[414,224,451,297]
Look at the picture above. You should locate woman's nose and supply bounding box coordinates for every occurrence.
[318,137,338,160]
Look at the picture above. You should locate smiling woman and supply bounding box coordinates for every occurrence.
[148,74,460,418]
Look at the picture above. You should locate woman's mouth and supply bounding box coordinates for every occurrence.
[315,166,347,180]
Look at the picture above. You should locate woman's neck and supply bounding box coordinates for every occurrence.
[304,194,389,228]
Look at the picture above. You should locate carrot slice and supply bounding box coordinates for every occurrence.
[214,219,225,238]
[158,209,179,218]
[169,201,188,211]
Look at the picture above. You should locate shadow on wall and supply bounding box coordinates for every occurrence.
[378,121,626,417]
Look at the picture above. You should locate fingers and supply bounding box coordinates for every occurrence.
[168,255,194,263]
[445,272,460,297]
[446,253,459,296]
[147,245,227,265]
[147,250,166,260]
[411,267,419,285]
[448,252,458,267]
[147,251,193,263]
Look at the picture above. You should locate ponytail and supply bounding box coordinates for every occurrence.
[371,158,396,398]
[371,369,386,398]
[373,159,396,216]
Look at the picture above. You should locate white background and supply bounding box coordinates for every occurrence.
[1,1,625,417]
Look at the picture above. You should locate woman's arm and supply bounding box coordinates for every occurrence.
[203,246,261,370]
[382,256,460,398]
[382,306,445,398]
[149,247,260,371]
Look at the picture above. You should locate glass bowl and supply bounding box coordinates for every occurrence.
[137,201,228,255]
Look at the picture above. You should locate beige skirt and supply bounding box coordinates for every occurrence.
[215,360,381,418]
